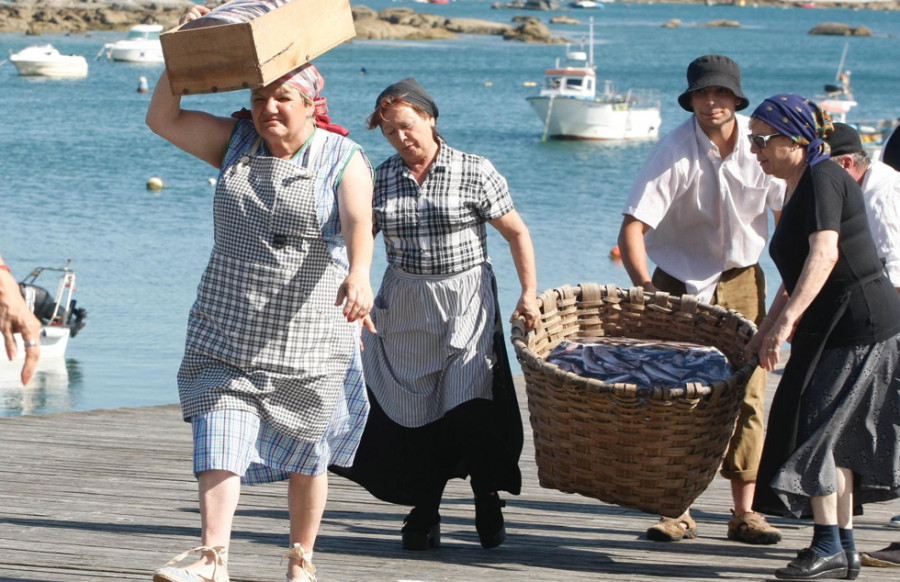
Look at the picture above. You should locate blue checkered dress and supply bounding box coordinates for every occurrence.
[178,122,370,481]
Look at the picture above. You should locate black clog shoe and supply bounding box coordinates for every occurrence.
[775,548,848,580]
[401,509,441,550]
[844,550,860,580]
[475,493,507,549]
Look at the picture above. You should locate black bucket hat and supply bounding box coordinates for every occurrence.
[678,55,749,112]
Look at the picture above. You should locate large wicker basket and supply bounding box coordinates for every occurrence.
[510,283,759,518]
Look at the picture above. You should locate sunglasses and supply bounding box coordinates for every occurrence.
[747,132,785,149]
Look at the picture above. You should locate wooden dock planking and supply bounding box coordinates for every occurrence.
[2,374,900,581]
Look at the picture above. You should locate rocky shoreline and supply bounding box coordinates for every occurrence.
[0,0,896,38]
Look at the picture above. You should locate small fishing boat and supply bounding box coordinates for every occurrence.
[12,262,87,360]
[816,44,899,154]
[9,44,88,78]
[100,24,164,63]
[526,20,661,140]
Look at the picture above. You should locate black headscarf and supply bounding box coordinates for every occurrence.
[374,77,439,119]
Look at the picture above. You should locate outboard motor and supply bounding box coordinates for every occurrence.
[19,282,87,337]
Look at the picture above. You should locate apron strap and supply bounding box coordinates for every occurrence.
[298,128,324,172]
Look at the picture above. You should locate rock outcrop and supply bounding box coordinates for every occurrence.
[504,14,562,43]
[2,1,892,40]
[0,0,536,41]
[809,22,873,36]
[0,0,193,35]
[702,19,740,27]
[550,15,581,25]
[352,6,513,40]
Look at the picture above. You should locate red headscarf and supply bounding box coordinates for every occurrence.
[231,63,349,136]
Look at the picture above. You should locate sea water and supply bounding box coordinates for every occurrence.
[1,1,898,415]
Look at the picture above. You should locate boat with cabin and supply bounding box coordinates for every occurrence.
[100,24,164,63]
[9,45,88,78]
[526,21,661,140]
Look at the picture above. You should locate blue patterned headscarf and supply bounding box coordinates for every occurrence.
[751,93,834,167]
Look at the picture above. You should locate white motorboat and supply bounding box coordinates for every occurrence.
[101,24,164,63]
[9,44,88,78]
[570,0,608,8]
[526,21,661,140]
[11,262,87,361]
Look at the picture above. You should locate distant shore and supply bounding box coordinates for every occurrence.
[0,0,897,36]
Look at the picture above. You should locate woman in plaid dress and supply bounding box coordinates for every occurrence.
[331,78,539,551]
[145,8,374,582]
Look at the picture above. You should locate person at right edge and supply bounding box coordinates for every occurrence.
[747,94,900,581]
[618,55,785,545]
[847,121,900,569]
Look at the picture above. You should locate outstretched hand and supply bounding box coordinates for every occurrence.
[0,267,42,385]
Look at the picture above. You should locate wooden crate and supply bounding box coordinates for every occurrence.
[161,0,355,95]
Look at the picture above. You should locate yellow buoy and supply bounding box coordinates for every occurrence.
[147,177,166,191]
[523,81,538,87]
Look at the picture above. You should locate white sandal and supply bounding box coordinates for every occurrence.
[153,546,229,582]
[282,542,317,582]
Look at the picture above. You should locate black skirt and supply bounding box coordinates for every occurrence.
[754,334,900,518]
[329,308,523,507]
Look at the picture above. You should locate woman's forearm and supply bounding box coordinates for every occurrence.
[780,230,839,327]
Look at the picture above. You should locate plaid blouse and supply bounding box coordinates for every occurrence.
[373,139,514,275]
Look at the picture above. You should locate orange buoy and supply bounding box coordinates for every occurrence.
[609,245,621,260]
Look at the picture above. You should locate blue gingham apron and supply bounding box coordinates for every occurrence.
[178,130,355,442]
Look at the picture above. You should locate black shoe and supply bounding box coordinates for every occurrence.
[401,508,440,550]
[844,550,860,580]
[775,548,849,580]
[475,493,506,549]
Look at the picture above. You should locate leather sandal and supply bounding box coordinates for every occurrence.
[727,510,782,545]
[646,512,698,542]
[153,546,229,582]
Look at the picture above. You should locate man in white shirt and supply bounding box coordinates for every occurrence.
[827,123,900,291]
[827,122,900,569]
[618,54,785,545]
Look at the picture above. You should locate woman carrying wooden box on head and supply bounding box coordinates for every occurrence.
[145,6,375,582]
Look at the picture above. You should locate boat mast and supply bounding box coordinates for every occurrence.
[835,42,849,82]
[588,17,594,69]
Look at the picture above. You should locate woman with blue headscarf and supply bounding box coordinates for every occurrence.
[745,94,900,580]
